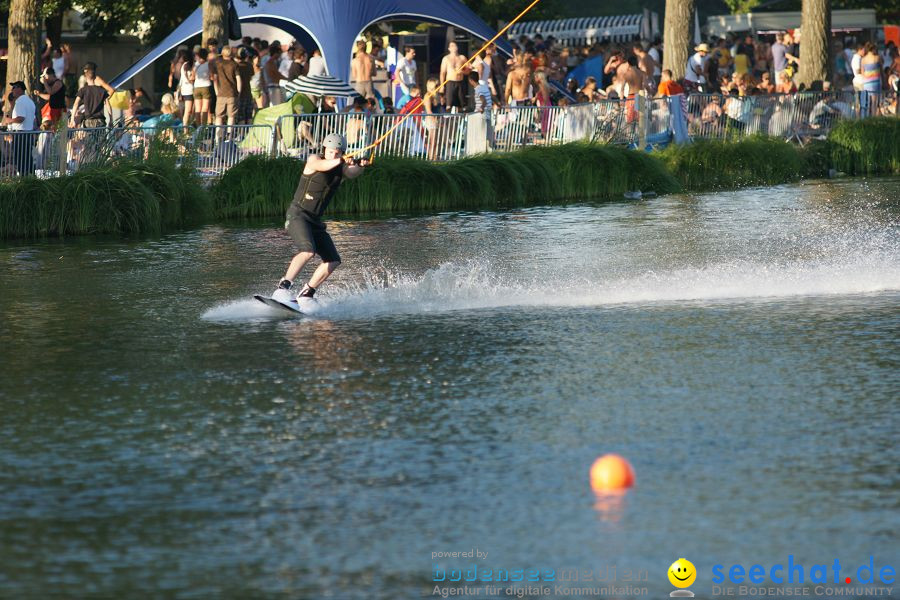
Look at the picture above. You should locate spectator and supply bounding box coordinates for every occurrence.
[753,37,770,80]
[505,51,533,105]
[264,46,285,105]
[351,40,374,98]
[440,42,469,112]
[344,95,368,149]
[70,63,114,128]
[860,42,883,116]
[108,88,132,126]
[236,48,256,123]
[287,47,307,80]
[716,38,733,78]
[757,72,776,94]
[657,69,684,96]
[37,67,66,124]
[3,81,37,175]
[850,43,865,91]
[169,46,191,91]
[250,54,265,110]
[206,38,220,62]
[279,45,294,79]
[578,76,600,102]
[159,92,181,121]
[60,43,77,104]
[213,46,240,127]
[468,70,492,117]
[773,33,799,86]
[307,48,327,77]
[809,86,840,129]
[700,94,724,129]
[34,117,56,171]
[178,53,195,125]
[633,42,658,93]
[131,88,154,115]
[394,46,418,104]
[860,42,882,92]
[533,70,552,136]
[776,70,797,94]
[733,36,753,78]
[684,44,709,93]
[315,95,337,114]
[193,48,213,124]
[705,50,721,93]
[472,44,497,101]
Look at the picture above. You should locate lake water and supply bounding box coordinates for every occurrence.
[1,178,898,599]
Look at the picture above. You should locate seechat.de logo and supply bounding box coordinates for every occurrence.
[711,556,895,586]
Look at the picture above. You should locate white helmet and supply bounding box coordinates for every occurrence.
[322,133,347,153]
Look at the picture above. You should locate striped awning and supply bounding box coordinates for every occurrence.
[281,74,359,98]
[508,15,644,46]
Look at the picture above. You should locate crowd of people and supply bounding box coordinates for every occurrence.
[2,29,898,176]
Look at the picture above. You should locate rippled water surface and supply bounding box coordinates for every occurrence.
[2,178,899,599]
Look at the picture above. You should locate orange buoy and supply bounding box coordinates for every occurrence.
[590,454,635,493]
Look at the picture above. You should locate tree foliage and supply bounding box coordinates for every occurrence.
[0,0,199,44]
[722,0,899,20]
[460,0,564,27]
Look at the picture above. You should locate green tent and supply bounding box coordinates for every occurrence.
[240,93,315,152]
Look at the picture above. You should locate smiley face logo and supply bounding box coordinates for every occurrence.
[668,558,697,588]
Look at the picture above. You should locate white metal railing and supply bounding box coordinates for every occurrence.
[189,124,275,177]
[0,91,896,181]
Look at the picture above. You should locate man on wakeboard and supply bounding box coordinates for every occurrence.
[274,133,369,303]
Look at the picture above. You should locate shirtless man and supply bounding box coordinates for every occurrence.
[504,52,532,106]
[351,40,374,98]
[440,42,468,111]
[604,51,644,97]
[632,43,658,94]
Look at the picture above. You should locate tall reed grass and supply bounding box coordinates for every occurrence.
[210,155,301,219]
[828,118,900,175]
[657,136,807,191]
[0,138,208,238]
[211,143,680,218]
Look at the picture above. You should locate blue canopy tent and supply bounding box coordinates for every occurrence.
[110,0,513,90]
[565,55,606,88]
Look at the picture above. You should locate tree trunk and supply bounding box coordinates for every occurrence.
[6,0,44,93]
[663,0,695,80]
[796,0,831,87]
[202,0,228,47]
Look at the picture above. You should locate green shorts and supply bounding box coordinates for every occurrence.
[193,86,211,100]
[251,87,263,100]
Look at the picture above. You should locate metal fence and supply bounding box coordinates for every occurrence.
[1,91,896,180]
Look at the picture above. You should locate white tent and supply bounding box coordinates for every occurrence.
[508,12,659,47]
[706,9,877,37]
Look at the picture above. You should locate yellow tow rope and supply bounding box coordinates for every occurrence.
[347,0,543,160]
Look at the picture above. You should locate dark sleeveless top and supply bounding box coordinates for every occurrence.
[291,163,345,219]
[49,83,66,109]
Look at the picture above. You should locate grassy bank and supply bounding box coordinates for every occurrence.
[0,148,207,238]
[2,119,897,239]
[828,117,900,176]
[211,143,680,218]
[657,136,808,191]
[659,118,900,191]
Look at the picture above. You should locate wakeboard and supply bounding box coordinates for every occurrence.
[254,294,315,315]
